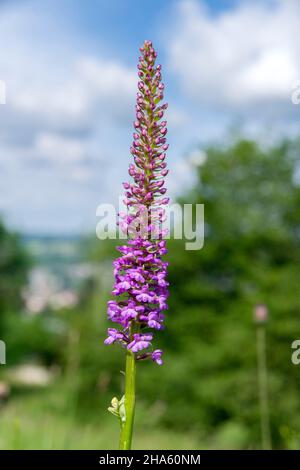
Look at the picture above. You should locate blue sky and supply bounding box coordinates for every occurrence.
[0,0,298,234]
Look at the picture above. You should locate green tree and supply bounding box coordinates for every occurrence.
[158,137,300,448]
[66,137,300,448]
[0,219,30,323]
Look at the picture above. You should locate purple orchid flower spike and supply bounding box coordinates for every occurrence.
[104,41,169,450]
[105,39,169,364]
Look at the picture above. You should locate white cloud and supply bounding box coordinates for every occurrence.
[12,56,136,124]
[78,57,136,102]
[1,0,298,234]
[13,82,88,118]
[167,106,188,128]
[0,1,139,232]
[35,133,87,163]
[167,0,299,111]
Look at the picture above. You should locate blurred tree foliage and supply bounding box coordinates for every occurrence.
[68,136,300,448]
[91,139,300,447]
[0,220,30,330]
[4,136,300,449]
[158,137,300,448]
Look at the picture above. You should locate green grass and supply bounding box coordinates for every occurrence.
[0,386,201,450]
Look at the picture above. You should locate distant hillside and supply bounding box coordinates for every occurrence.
[21,234,97,313]
[22,234,82,267]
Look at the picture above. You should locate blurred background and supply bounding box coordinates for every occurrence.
[0,0,300,449]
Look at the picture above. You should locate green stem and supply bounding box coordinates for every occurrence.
[119,349,136,450]
[256,325,272,450]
